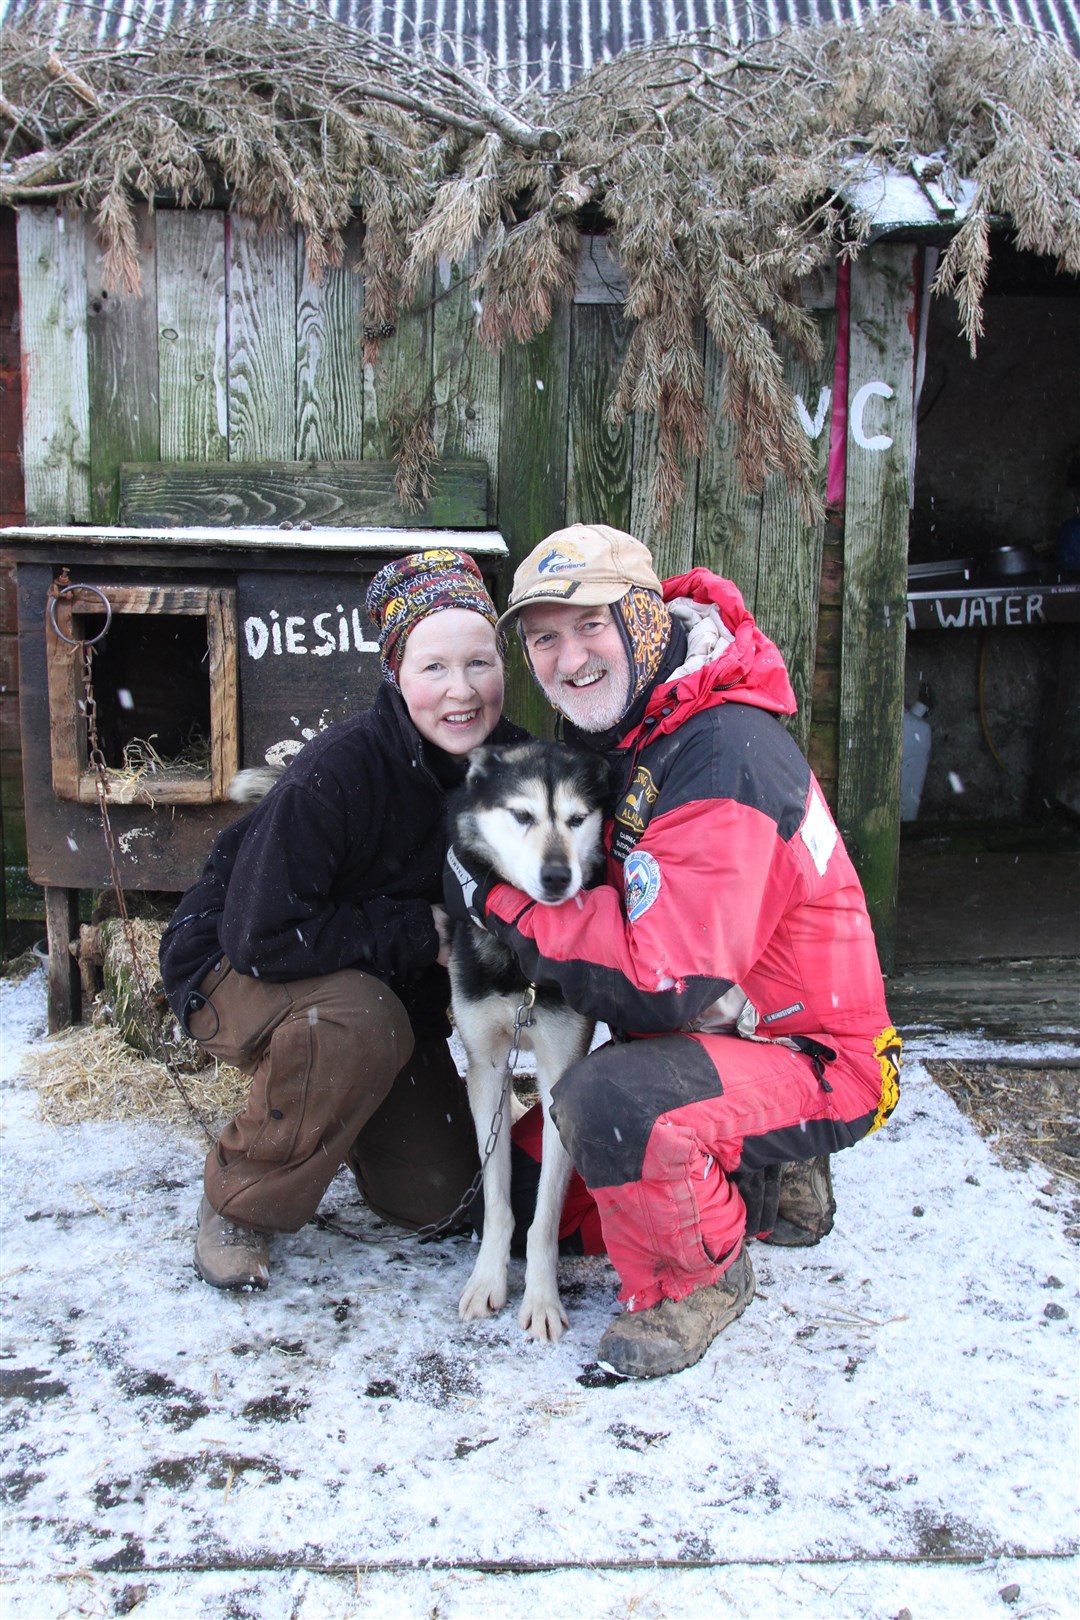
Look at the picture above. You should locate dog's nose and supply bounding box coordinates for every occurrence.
[540,862,573,900]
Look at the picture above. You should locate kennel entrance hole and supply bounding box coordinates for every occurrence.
[76,610,213,770]
[46,581,239,804]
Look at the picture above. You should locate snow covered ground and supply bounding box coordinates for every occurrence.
[1,965,1077,1620]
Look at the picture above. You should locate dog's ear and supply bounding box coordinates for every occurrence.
[464,744,498,784]
[581,751,615,805]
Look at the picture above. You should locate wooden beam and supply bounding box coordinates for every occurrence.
[837,245,917,971]
[755,313,837,755]
[44,885,80,1030]
[118,459,489,529]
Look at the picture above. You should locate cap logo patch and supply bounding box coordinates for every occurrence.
[624,850,662,922]
[537,545,585,575]
[517,579,578,602]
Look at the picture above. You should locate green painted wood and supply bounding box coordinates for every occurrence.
[157,209,228,462]
[363,270,433,462]
[694,337,763,606]
[755,312,838,754]
[838,245,917,969]
[86,202,159,523]
[118,460,489,528]
[566,303,633,531]
[432,252,501,521]
[16,206,91,523]
[497,307,572,735]
[228,213,297,461]
[296,220,366,462]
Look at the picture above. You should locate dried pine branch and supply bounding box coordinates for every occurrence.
[1,3,1077,520]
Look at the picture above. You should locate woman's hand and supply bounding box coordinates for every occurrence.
[430,903,454,968]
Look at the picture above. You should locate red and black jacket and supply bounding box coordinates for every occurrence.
[481,570,892,1057]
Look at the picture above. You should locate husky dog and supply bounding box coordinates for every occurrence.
[448,741,609,1343]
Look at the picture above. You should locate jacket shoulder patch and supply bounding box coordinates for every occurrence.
[800,789,838,876]
[625,850,662,921]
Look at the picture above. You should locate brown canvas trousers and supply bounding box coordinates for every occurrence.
[187,959,479,1235]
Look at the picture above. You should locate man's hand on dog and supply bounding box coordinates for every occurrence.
[442,845,497,928]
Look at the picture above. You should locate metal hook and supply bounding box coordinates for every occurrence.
[48,583,113,647]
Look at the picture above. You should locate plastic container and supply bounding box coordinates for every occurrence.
[901,702,932,821]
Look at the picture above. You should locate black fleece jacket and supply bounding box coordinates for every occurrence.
[159,683,526,1035]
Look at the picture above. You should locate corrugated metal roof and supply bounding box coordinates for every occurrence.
[2,0,1076,84]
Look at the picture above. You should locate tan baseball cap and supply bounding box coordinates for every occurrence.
[497,524,663,632]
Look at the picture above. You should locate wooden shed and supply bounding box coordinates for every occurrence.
[1,4,1077,1004]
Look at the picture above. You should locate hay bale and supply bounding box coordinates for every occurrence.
[23,1024,247,1130]
[97,916,205,1068]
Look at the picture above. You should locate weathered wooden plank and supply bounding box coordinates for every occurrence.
[118,460,489,529]
[85,203,159,524]
[693,337,763,605]
[754,312,837,754]
[228,213,297,461]
[885,959,1080,1043]
[838,244,917,970]
[44,885,80,1031]
[566,303,633,530]
[296,220,365,462]
[16,206,91,524]
[497,307,572,734]
[157,209,228,462]
[574,235,627,305]
[432,252,501,520]
[363,269,433,462]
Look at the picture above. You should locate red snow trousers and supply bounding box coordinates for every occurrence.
[549,1028,899,1312]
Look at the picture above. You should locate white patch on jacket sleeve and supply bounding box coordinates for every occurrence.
[624,851,662,922]
[800,789,838,876]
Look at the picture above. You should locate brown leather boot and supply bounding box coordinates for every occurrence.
[596,1246,755,1378]
[762,1154,835,1246]
[194,1196,270,1290]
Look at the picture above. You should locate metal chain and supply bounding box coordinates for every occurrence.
[405,984,538,1244]
[72,625,217,1146]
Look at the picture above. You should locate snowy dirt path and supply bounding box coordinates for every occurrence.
[1,968,1077,1620]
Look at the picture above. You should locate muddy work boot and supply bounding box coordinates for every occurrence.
[762,1154,836,1246]
[194,1196,270,1290]
[597,1246,755,1379]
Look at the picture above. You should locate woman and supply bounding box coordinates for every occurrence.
[159,548,524,1291]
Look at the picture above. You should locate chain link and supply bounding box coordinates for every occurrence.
[407,984,537,1244]
[63,596,217,1146]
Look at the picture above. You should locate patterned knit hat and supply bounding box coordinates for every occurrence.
[365,549,499,685]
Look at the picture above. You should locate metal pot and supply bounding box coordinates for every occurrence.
[983,544,1040,579]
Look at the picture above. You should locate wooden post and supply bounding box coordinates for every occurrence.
[44,885,80,1031]
[497,307,572,735]
[838,245,917,971]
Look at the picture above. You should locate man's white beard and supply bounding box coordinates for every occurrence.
[539,659,632,733]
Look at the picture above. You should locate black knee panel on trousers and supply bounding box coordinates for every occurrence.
[549,1036,723,1187]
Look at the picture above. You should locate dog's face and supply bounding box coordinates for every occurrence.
[456,743,608,905]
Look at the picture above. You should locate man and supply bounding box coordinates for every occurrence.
[444,524,901,1378]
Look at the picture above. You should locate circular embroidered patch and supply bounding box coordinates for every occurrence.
[624,850,662,922]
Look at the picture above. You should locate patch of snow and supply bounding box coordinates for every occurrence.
[2,968,1077,1619]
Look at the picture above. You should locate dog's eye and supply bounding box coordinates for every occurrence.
[510,808,535,827]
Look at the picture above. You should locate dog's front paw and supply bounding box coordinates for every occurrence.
[518,1291,569,1343]
[459,1265,508,1321]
